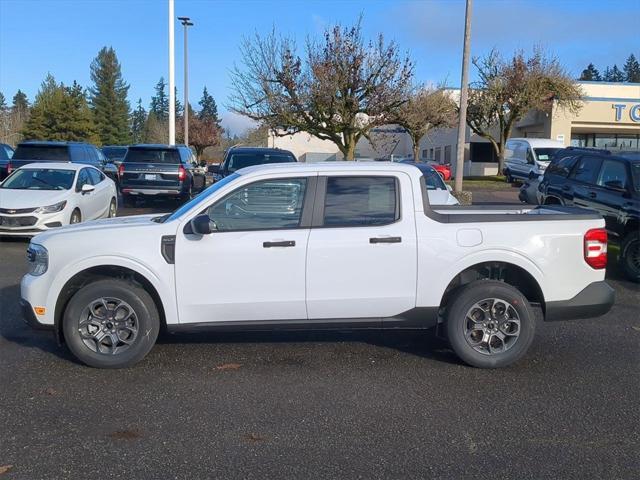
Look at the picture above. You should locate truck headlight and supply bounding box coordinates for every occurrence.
[35,201,67,214]
[27,244,48,276]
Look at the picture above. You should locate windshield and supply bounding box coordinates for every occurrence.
[102,147,127,160]
[1,168,75,190]
[630,162,640,192]
[163,173,241,222]
[12,144,70,161]
[124,148,180,164]
[534,148,561,162]
[227,153,295,173]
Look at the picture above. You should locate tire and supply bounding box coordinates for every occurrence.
[503,169,512,183]
[620,232,640,283]
[108,198,117,218]
[70,209,81,224]
[62,279,160,368]
[180,182,193,203]
[446,280,536,368]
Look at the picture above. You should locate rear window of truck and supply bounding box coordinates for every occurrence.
[124,148,180,164]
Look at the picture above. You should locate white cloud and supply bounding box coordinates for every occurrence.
[220,111,257,136]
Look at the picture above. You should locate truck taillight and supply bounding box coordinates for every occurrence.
[584,228,607,269]
[178,165,186,181]
[6,162,12,175]
[118,163,125,178]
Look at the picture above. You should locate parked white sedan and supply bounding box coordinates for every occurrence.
[0,162,117,236]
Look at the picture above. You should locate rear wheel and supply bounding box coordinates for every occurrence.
[503,169,513,183]
[620,232,640,283]
[62,279,160,368]
[180,181,193,203]
[70,209,81,224]
[446,280,536,368]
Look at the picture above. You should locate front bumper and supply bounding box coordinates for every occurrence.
[0,210,67,237]
[545,281,615,321]
[20,298,53,331]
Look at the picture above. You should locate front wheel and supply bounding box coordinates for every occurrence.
[446,280,536,368]
[620,232,640,283]
[108,198,117,218]
[70,209,81,224]
[62,279,160,368]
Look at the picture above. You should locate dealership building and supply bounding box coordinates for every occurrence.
[270,81,640,175]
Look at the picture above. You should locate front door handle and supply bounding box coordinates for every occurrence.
[370,236,402,244]
[263,240,295,248]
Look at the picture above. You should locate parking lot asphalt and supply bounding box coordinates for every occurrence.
[1,196,639,479]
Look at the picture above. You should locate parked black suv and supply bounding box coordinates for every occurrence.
[0,143,15,180]
[119,144,205,205]
[211,146,297,181]
[539,149,640,281]
[4,141,109,177]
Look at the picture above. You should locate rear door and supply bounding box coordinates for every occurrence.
[305,172,418,320]
[76,167,100,219]
[87,168,111,218]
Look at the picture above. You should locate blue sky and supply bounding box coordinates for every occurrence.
[1,0,638,134]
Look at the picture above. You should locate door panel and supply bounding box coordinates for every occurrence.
[306,173,418,319]
[175,175,314,324]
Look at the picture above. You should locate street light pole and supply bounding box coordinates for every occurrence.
[454,0,473,193]
[178,17,194,147]
[168,0,175,145]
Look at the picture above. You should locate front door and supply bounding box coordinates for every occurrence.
[306,173,418,320]
[174,175,315,324]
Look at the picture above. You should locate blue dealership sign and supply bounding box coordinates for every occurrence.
[612,103,640,122]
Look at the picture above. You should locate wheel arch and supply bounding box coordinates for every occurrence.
[53,264,167,344]
[439,261,546,314]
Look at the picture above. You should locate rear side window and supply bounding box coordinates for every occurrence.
[124,148,180,164]
[323,176,398,227]
[548,155,578,177]
[570,156,603,184]
[12,145,70,161]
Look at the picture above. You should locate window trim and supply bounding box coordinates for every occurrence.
[311,175,401,229]
[193,176,317,233]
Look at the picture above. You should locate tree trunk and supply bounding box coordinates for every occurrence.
[343,133,356,160]
[497,143,506,174]
[412,138,420,162]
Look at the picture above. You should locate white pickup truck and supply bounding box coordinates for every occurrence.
[21,163,615,369]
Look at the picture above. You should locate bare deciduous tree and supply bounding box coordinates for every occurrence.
[394,87,457,161]
[229,19,413,160]
[466,48,583,172]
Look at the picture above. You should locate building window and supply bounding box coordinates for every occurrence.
[444,145,452,164]
[434,147,441,162]
[422,149,429,159]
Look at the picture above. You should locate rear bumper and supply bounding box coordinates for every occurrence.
[545,281,615,321]
[122,187,182,196]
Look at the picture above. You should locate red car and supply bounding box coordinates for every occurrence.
[431,163,451,180]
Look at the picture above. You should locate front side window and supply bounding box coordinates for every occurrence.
[630,162,640,192]
[570,156,602,184]
[87,168,103,185]
[76,169,91,190]
[323,176,398,227]
[597,160,628,189]
[207,178,307,231]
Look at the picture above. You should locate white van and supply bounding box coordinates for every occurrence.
[503,138,564,182]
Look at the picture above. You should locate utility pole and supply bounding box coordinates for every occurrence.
[178,16,194,147]
[168,0,176,145]
[454,0,473,193]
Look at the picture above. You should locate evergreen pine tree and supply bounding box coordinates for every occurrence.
[130,98,147,143]
[602,66,613,82]
[149,77,169,121]
[174,87,183,118]
[0,92,7,112]
[89,46,131,145]
[579,63,601,81]
[623,53,640,82]
[198,86,220,125]
[609,64,625,82]
[12,90,29,113]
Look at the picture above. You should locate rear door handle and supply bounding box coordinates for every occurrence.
[263,240,295,248]
[588,191,597,198]
[369,236,402,244]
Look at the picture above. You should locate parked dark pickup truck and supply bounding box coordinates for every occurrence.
[119,144,206,205]
[539,148,640,282]
[210,146,297,182]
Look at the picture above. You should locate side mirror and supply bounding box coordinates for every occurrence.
[604,180,626,191]
[207,164,220,174]
[80,184,95,194]
[188,214,217,235]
